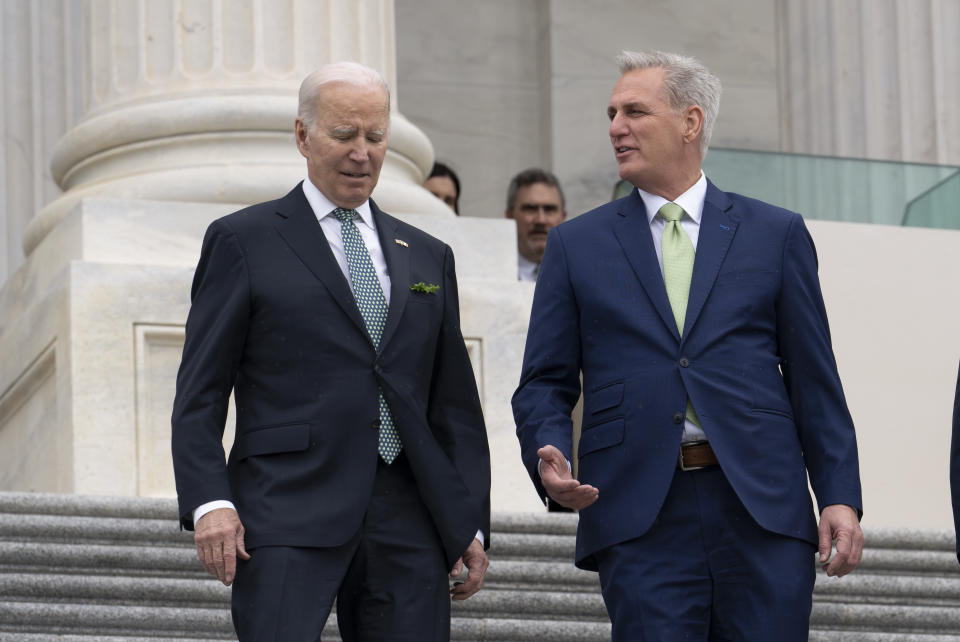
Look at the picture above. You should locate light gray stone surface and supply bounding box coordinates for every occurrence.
[2,492,960,640]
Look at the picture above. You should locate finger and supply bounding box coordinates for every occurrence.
[817,520,833,564]
[196,542,213,576]
[537,445,561,462]
[824,533,850,577]
[552,485,599,509]
[542,476,582,493]
[451,558,487,600]
[449,557,463,578]
[222,538,237,586]
[210,539,226,584]
[569,491,600,510]
[235,527,251,561]
[849,530,864,568]
[199,540,220,579]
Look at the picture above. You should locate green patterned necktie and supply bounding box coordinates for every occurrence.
[659,202,701,429]
[333,207,402,463]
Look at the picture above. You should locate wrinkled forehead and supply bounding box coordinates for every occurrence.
[315,83,390,126]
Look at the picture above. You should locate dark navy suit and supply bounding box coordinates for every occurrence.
[513,181,861,639]
[172,184,489,639]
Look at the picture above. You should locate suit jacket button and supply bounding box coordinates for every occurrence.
[679,357,690,367]
[673,412,684,425]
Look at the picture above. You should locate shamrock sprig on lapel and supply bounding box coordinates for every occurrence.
[410,281,440,294]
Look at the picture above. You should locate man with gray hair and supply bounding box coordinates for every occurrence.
[172,61,490,640]
[513,50,863,639]
[504,168,567,281]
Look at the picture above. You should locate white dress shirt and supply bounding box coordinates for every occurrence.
[302,178,392,303]
[636,172,709,443]
[517,254,539,282]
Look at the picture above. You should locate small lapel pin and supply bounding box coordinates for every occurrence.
[719,224,730,231]
[394,239,408,247]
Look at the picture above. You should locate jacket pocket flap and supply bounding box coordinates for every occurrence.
[578,417,625,457]
[234,423,310,460]
[589,381,624,413]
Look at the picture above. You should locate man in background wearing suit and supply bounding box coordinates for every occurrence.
[172,61,490,641]
[512,50,863,640]
[504,168,567,282]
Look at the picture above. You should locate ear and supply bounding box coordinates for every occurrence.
[682,105,704,144]
[294,118,310,157]
[505,208,515,220]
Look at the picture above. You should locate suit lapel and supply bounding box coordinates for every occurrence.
[683,180,738,342]
[371,201,409,353]
[613,190,681,342]
[271,183,367,335]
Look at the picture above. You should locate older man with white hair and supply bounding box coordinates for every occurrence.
[172,61,490,641]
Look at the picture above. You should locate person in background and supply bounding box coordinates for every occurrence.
[504,168,567,281]
[424,161,461,214]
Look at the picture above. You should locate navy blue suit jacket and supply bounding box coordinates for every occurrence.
[513,180,862,570]
[951,361,960,563]
[172,184,490,567]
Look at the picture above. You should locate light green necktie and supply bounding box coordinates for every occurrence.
[659,202,701,429]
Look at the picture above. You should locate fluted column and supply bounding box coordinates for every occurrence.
[24,0,444,256]
[777,0,960,166]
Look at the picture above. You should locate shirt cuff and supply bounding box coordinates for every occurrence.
[192,500,237,527]
[475,529,484,548]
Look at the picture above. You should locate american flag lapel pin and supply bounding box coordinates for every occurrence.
[394,239,408,247]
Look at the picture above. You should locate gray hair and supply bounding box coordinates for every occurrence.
[616,50,721,157]
[297,62,391,131]
[506,168,565,211]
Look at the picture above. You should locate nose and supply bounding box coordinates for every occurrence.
[348,142,370,163]
[609,110,626,139]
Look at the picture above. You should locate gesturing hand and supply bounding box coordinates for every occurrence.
[450,538,488,600]
[818,504,864,577]
[194,507,251,586]
[537,445,599,510]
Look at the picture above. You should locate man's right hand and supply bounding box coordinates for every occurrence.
[537,445,599,510]
[194,507,251,586]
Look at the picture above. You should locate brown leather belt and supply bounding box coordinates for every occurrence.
[677,440,718,471]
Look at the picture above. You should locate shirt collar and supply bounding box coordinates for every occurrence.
[517,253,539,281]
[301,176,375,230]
[637,172,707,225]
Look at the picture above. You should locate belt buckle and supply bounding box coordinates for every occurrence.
[678,440,707,471]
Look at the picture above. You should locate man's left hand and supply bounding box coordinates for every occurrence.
[449,538,488,600]
[818,504,864,577]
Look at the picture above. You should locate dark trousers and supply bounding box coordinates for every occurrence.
[594,465,816,642]
[231,452,451,641]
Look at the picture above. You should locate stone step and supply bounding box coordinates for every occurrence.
[0,601,613,641]
[1,491,959,641]
[0,513,189,546]
[0,573,229,606]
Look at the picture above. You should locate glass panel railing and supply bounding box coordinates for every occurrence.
[695,148,960,230]
[902,172,960,229]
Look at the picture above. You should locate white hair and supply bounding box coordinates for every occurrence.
[297,61,391,130]
[616,50,722,157]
